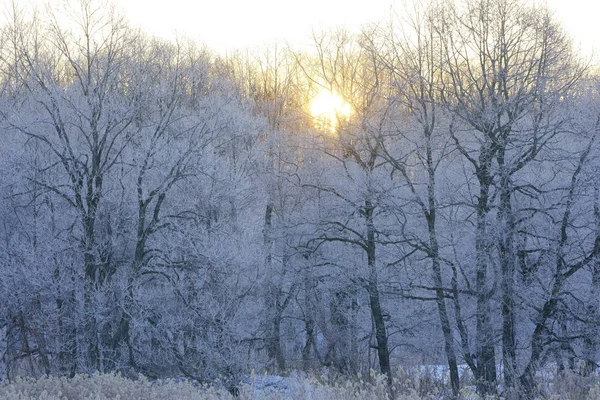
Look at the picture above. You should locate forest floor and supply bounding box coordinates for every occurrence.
[0,367,599,399]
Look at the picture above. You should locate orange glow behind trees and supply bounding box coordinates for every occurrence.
[309,88,352,133]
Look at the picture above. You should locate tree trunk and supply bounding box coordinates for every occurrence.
[474,163,497,395]
[266,304,286,371]
[263,203,286,371]
[302,314,316,370]
[498,164,518,397]
[302,267,322,370]
[584,186,600,374]
[365,201,392,387]
[425,135,460,398]
[519,140,593,399]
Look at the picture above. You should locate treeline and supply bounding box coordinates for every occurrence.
[0,0,599,398]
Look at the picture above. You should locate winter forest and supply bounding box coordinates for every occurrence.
[1,0,600,398]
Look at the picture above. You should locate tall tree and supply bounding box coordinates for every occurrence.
[300,28,401,386]
[436,0,580,394]
[368,2,461,395]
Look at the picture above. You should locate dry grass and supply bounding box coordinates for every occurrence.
[1,368,600,399]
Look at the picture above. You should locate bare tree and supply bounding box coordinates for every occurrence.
[298,27,403,387]
[435,0,580,394]
[366,2,462,395]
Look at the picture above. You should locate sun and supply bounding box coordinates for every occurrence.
[310,89,352,133]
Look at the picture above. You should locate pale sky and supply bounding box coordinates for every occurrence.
[3,0,599,56]
[118,0,394,53]
[118,0,598,56]
[543,0,599,58]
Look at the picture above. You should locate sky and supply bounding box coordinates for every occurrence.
[118,0,393,53]
[543,0,599,57]
[1,0,597,56]
[117,0,599,56]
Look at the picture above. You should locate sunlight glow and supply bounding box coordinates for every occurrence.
[310,89,352,133]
